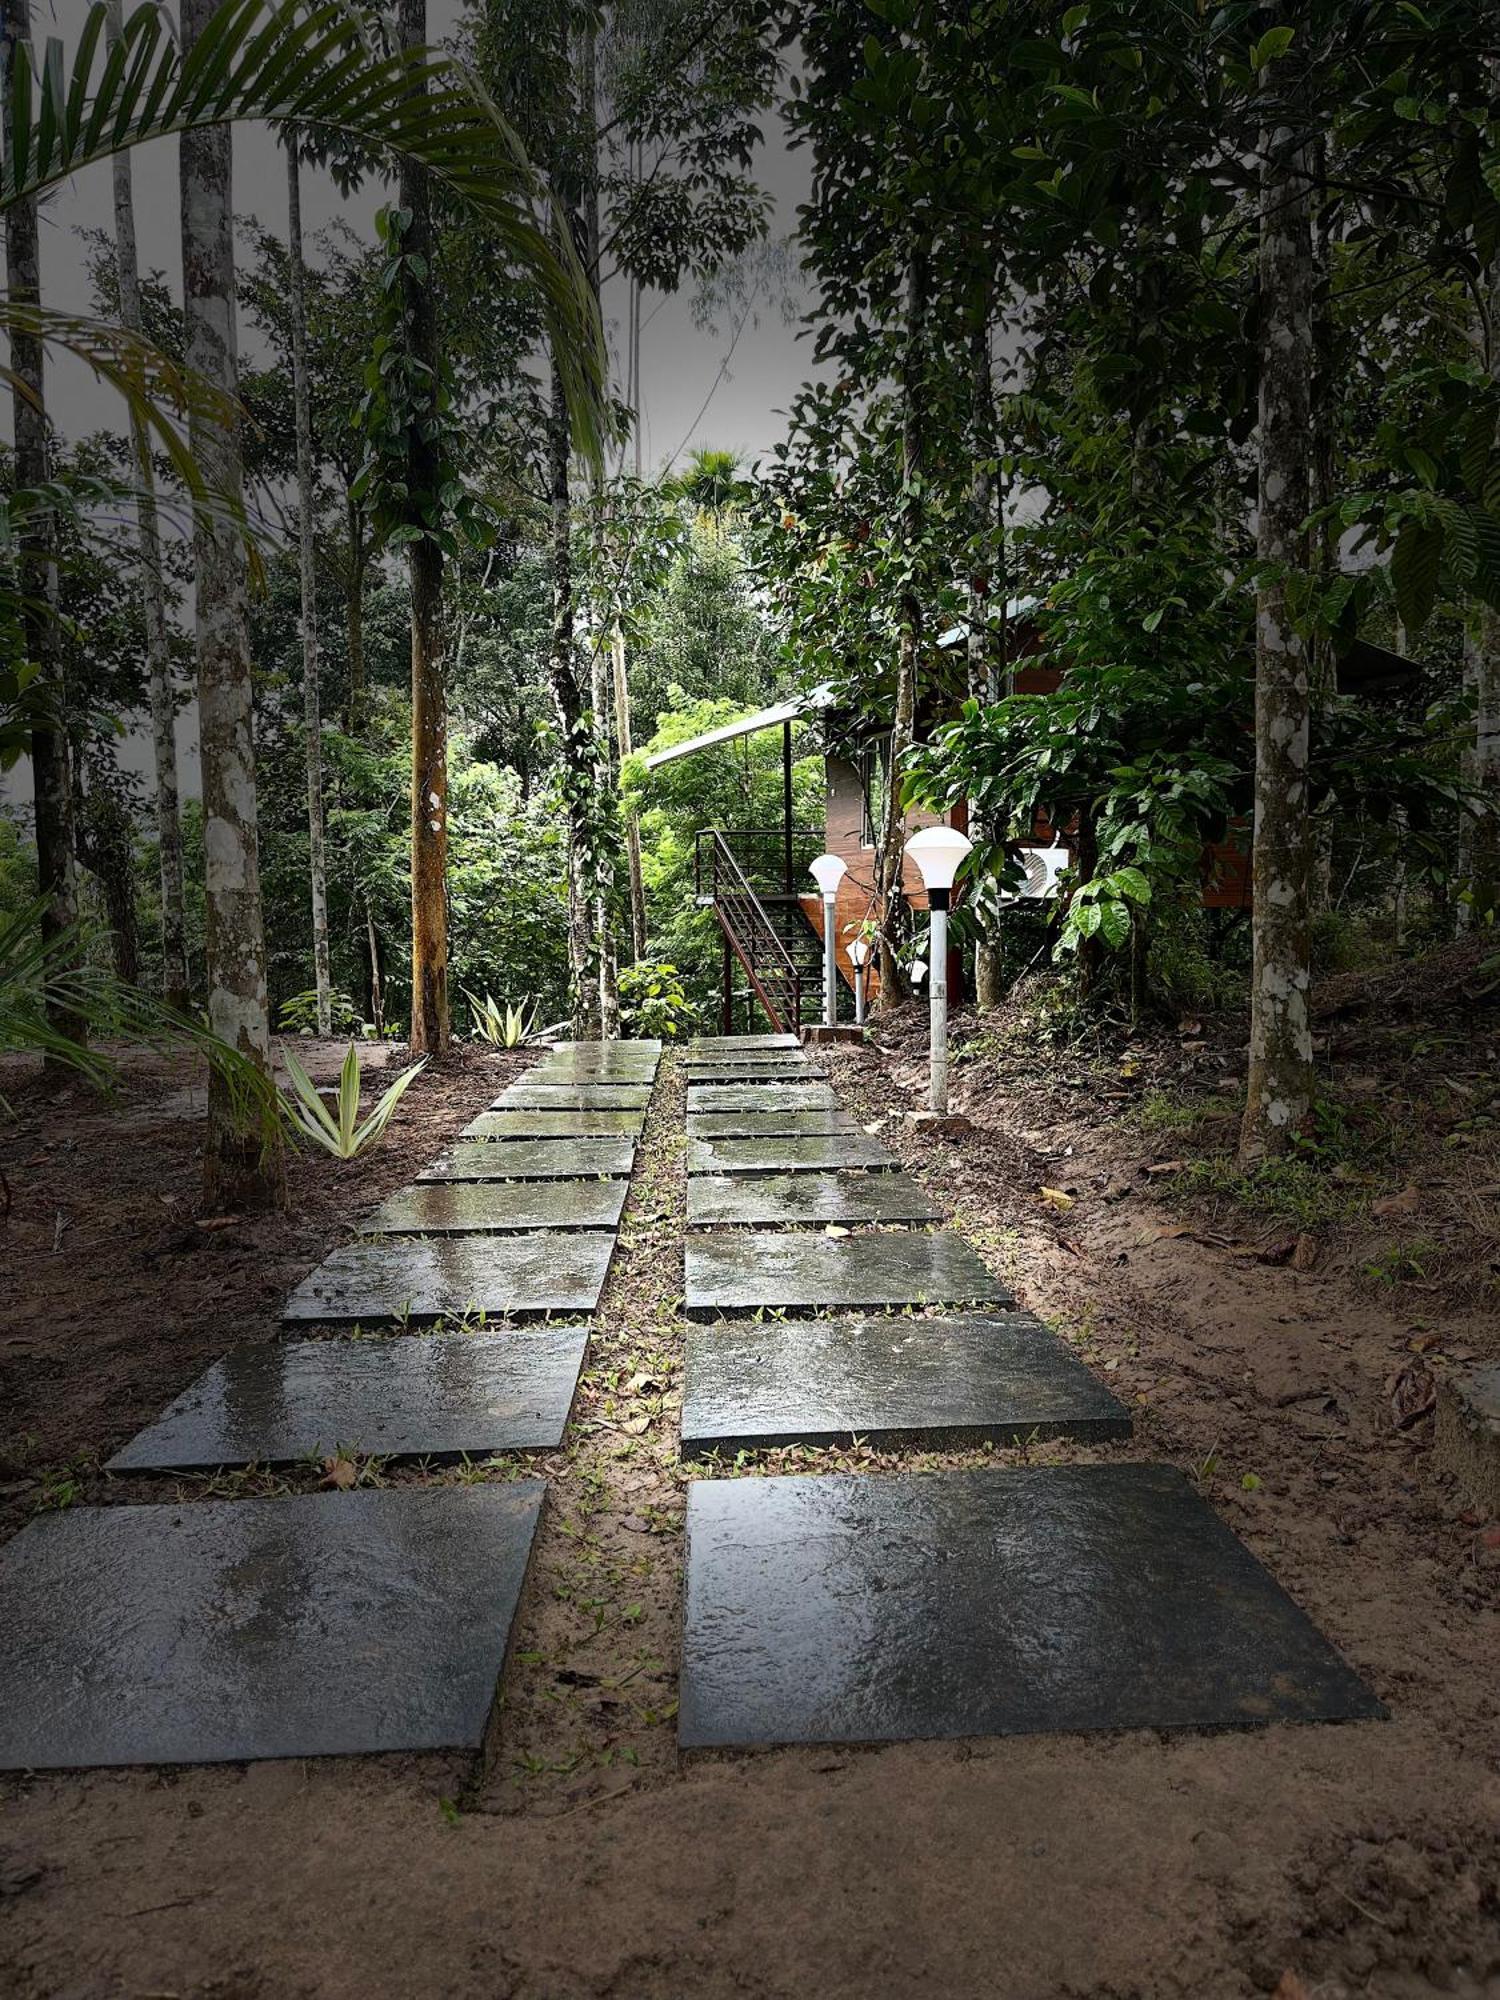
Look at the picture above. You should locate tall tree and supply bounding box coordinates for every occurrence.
[285,136,333,1038]
[4,0,83,1058]
[105,0,188,1014]
[179,0,285,1208]
[400,0,450,1060]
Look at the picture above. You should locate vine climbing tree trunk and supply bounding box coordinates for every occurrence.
[612,616,647,961]
[967,290,1004,1010]
[179,0,284,1209]
[287,141,333,1039]
[1459,260,1500,930]
[107,0,187,1013]
[876,238,929,1005]
[1240,88,1316,1166]
[401,0,449,1060]
[5,0,83,1060]
[547,349,598,1038]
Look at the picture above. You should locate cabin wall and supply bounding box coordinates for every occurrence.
[809,753,957,996]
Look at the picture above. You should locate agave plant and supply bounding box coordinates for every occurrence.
[279,1042,426,1159]
[0,896,278,1129]
[464,989,536,1049]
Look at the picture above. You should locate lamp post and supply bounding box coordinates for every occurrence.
[905,826,972,1114]
[808,852,847,1028]
[847,933,871,1026]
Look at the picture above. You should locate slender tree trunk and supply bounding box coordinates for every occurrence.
[1308,135,1338,914]
[613,616,647,960]
[5,0,82,1061]
[876,239,929,1006]
[1240,100,1316,1165]
[77,772,140,984]
[548,350,598,1036]
[345,501,367,734]
[286,143,333,1038]
[366,901,385,1040]
[179,0,284,1209]
[1459,262,1500,929]
[107,0,187,1013]
[967,291,1003,1009]
[401,0,449,1060]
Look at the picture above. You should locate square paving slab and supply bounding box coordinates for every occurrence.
[108,1327,590,1470]
[687,1110,860,1140]
[690,1035,800,1051]
[549,1038,662,1057]
[687,1133,895,1175]
[0,1486,545,1769]
[687,1171,942,1229]
[679,1463,1385,1749]
[464,1109,645,1139]
[495,1084,653,1110]
[420,1138,635,1182]
[684,1229,1009,1317]
[524,1063,658,1088]
[361,1178,626,1234]
[682,1058,824,1081]
[681,1312,1129,1455]
[685,1084,840,1114]
[284,1233,614,1324]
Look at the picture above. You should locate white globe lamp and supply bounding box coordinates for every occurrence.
[808,853,847,1027]
[905,825,972,1113]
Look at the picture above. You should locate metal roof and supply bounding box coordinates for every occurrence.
[642,685,834,770]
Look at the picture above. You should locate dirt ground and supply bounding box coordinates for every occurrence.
[1,997,1497,2000]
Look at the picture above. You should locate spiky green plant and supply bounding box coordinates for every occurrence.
[279,1042,426,1158]
[464,989,536,1049]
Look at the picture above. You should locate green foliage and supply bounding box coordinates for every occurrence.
[617,961,697,1041]
[464,990,536,1048]
[279,1042,426,1160]
[278,988,364,1038]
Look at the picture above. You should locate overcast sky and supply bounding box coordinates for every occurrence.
[5,1,819,806]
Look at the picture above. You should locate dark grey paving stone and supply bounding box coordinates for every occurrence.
[692,1040,804,1056]
[108,1327,590,1470]
[684,1229,1009,1317]
[464,1109,645,1139]
[681,1312,1129,1455]
[688,1111,860,1139]
[679,1463,1385,1749]
[361,1179,626,1234]
[420,1138,635,1182]
[687,1133,896,1176]
[284,1234,614,1324]
[685,1084,839,1114]
[0,1485,545,1769]
[682,1058,823,1081]
[526,1060,658,1086]
[496,1085,652,1110]
[687,1171,942,1229]
[549,1038,662,1057]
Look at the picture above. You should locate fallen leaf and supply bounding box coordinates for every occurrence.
[825,1224,851,1238]
[1057,1237,1084,1257]
[194,1215,242,1232]
[1389,1361,1436,1430]
[320,1455,358,1490]
[1039,1186,1074,1212]
[1372,1185,1421,1220]
[1144,1159,1186,1176]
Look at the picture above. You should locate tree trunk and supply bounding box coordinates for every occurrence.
[876,240,929,1005]
[5,0,83,1061]
[366,901,385,1040]
[613,617,647,960]
[107,0,187,1013]
[77,771,140,984]
[1308,134,1338,914]
[547,347,598,1037]
[967,292,1003,1010]
[179,0,284,1209]
[1460,611,1500,926]
[401,0,449,1061]
[286,143,333,1039]
[345,501,367,734]
[1239,100,1316,1166]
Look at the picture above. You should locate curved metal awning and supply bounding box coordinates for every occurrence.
[642,685,834,770]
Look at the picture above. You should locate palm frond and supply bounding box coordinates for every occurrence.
[0,0,604,456]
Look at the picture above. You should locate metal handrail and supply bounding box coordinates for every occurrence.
[701,829,805,1031]
[695,825,823,900]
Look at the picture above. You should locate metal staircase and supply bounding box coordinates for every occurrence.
[696,829,826,1033]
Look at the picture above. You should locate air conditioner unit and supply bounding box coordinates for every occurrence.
[999,844,1069,905]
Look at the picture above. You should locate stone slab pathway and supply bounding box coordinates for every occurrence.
[107,1327,591,1470]
[686,1110,860,1139]
[497,1085,654,1110]
[684,1229,1010,1317]
[687,1132,897,1175]
[686,1171,942,1229]
[361,1179,627,1234]
[681,1058,828,1082]
[464,1109,646,1138]
[679,1464,1384,1749]
[680,1312,1130,1456]
[0,1486,545,1769]
[420,1137,636,1181]
[283,1233,614,1324]
[685,1084,840,1113]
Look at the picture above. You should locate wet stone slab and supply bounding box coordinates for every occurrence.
[679,1463,1385,1750]
[494,1085,653,1110]
[108,1327,591,1470]
[464,1109,645,1139]
[361,1178,626,1234]
[687,1111,860,1140]
[0,1485,545,1769]
[685,1084,840,1114]
[420,1138,635,1182]
[682,1058,824,1082]
[284,1233,614,1324]
[524,1062,658,1087]
[687,1171,942,1229]
[689,1035,800,1051]
[549,1038,662,1058]
[680,1312,1129,1455]
[684,1229,1008,1317]
[687,1133,895,1176]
